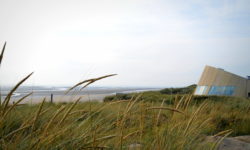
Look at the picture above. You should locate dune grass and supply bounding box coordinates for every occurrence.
[0,95,215,150]
[2,93,249,149]
[1,42,250,149]
[2,83,250,149]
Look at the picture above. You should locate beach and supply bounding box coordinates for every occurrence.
[2,86,161,104]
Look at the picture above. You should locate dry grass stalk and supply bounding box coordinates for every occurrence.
[39,107,51,116]
[69,109,89,116]
[124,94,141,115]
[0,42,6,67]
[82,146,110,149]
[43,105,66,135]
[139,101,146,142]
[39,126,70,148]
[32,98,46,131]
[147,107,185,115]
[183,102,208,136]
[107,100,129,105]
[80,135,116,149]
[211,131,232,150]
[65,74,117,94]
[0,41,6,107]
[2,72,33,115]
[123,95,136,111]
[213,129,233,137]
[175,95,185,110]
[58,97,81,125]
[2,124,31,140]
[156,99,166,126]
[187,117,211,136]
[186,94,193,108]
[123,130,140,140]
[1,92,33,119]
[183,94,193,110]
[118,95,141,150]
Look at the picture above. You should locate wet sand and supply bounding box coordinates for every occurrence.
[10,93,114,104]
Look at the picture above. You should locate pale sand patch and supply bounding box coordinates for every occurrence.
[10,93,114,104]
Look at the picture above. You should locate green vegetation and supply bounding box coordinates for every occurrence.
[1,43,250,149]
[160,84,197,95]
[104,84,197,103]
[104,88,250,137]
[1,93,250,149]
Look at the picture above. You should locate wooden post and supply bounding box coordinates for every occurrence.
[50,93,53,103]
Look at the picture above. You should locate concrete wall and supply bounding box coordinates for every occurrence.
[197,66,248,97]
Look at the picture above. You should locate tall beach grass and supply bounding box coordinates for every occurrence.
[1,42,250,149]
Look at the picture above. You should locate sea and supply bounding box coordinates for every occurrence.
[0,86,162,104]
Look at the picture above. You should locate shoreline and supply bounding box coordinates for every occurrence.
[10,93,114,104]
[8,88,162,104]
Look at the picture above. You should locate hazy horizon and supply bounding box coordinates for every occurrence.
[0,85,165,89]
[0,0,249,87]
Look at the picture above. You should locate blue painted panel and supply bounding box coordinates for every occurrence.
[208,86,235,96]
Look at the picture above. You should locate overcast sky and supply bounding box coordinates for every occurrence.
[0,0,249,87]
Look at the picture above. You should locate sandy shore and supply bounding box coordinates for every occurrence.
[3,87,162,105]
[10,93,114,104]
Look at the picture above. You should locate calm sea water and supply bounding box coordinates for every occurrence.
[0,86,162,100]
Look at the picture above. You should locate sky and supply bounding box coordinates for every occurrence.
[0,0,249,87]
